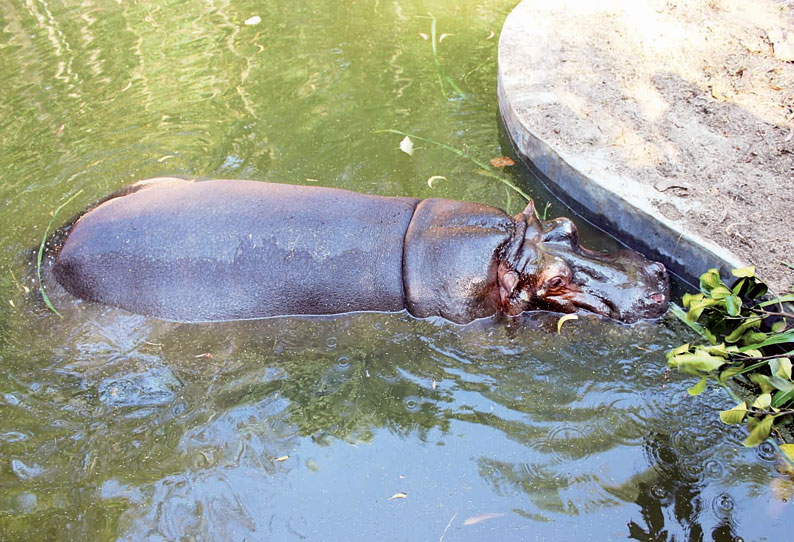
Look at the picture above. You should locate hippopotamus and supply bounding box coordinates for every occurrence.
[53,178,669,324]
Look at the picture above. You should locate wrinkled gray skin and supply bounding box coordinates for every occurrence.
[54,178,670,324]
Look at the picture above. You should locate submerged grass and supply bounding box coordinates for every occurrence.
[375,128,537,214]
[420,14,466,99]
[37,189,83,318]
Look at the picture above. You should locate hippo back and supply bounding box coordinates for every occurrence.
[55,179,419,322]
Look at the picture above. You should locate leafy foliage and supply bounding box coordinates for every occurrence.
[668,267,794,455]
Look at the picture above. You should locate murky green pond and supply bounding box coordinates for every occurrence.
[0,0,790,540]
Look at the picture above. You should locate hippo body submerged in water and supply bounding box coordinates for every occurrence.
[53,178,670,324]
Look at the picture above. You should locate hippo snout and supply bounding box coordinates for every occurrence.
[608,257,671,323]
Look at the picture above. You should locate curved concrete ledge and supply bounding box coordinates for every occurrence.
[496,0,794,288]
[498,79,744,286]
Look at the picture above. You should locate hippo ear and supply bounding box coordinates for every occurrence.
[520,200,535,220]
[513,199,543,241]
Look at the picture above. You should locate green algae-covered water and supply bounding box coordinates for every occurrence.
[0,1,789,539]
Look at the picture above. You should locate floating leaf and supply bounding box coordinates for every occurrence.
[427,175,448,189]
[399,136,414,156]
[439,33,453,42]
[274,455,289,462]
[463,513,505,526]
[388,492,407,500]
[687,376,708,396]
[418,32,429,40]
[556,314,578,333]
[720,402,747,424]
[489,156,515,168]
[731,266,756,278]
[743,415,774,447]
[244,15,261,25]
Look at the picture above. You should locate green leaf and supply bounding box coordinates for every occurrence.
[686,298,719,322]
[725,317,762,343]
[758,293,794,307]
[780,443,794,463]
[720,402,747,424]
[738,330,794,351]
[719,364,746,383]
[38,189,85,319]
[668,350,726,374]
[666,343,691,359]
[670,304,711,341]
[743,415,774,447]
[750,373,775,394]
[771,358,793,380]
[725,295,742,316]
[731,266,756,278]
[767,376,794,393]
[752,393,772,409]
[773,388,794,408]
[731,278,746,295]
[687,376,708,396]
[742,331,769,345]
[699,268,722,293]
[700,343,731,358]
[711,285,733,300]
[772,389,794,408]
[682,292,704,309]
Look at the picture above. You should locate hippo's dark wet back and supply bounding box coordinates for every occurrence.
[55,179,419,322]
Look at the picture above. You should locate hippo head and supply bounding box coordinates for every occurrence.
[497,202,670,323]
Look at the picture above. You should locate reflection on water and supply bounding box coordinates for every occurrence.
[0,0,790,540]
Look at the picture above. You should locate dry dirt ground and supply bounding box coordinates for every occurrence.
[502,0,794,293]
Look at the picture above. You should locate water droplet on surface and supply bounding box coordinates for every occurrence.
[704,459,724,479]
[403,396,419,411]
[712,492,735,516]
[756,441,777,462]
[336,356,350,369]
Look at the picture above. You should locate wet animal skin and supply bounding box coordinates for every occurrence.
[54,178,670,324]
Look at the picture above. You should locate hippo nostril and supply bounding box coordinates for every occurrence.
[646,262,666,276]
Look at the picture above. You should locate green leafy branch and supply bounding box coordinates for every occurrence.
[668,266,794,453]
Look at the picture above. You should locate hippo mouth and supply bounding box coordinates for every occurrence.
[496,253,671,323]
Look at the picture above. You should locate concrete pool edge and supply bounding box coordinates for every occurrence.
[495,2,748,288]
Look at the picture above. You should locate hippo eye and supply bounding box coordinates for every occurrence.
[547,277,566,289]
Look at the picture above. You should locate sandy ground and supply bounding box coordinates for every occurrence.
[499,0,793,293]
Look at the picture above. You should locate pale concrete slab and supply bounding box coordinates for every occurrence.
[498,0,794,291]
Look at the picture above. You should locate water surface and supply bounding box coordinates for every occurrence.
[0,0,789,540]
